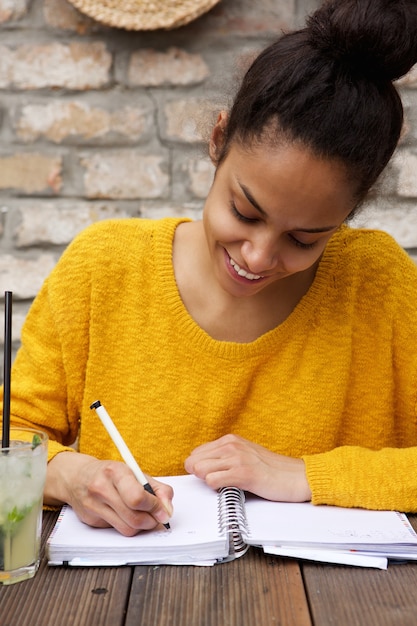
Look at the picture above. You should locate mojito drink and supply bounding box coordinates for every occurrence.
[0,428,48,585]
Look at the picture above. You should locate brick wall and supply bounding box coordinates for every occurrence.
[0,0,416,366]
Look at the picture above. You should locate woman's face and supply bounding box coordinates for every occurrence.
[202,136,357,299]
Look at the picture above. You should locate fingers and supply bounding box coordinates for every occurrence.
[89,464,172,535]
[114,470,173,525]
[76,497,160,536]
[187,434,244,459]
[50,453,174,536]
[185,435,261,492]
[185,434,312,503]
[184,434,249,477]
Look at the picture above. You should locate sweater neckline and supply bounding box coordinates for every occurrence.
[155,218,342,359]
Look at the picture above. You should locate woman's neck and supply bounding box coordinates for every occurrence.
[172,221,319,342]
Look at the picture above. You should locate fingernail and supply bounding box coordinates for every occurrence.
[156,510,171,525]
[162,499,174,517]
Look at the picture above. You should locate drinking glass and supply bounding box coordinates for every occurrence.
[0,428,48,585]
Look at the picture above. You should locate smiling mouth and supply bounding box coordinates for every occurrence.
[229,256,263,281]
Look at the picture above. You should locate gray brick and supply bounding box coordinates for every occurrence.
[395,150,417,197]
[0,253,57,298]
[0,0,29,22]
[81,150,170,199]
[128,48,210,87]
[0,153,62,194]
[164,99,218,143]
[14,201,133,247]
[0,42,111,90]
[187,157,214,198]
[14,100,153,144]
[352,200,417,248]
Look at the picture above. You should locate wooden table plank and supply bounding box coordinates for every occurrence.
[125,548,312,626]
[0,512,132,626]
[303,560,417,626]
[5,509,417,626]
[303,514,417,626]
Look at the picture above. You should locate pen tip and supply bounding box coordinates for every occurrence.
[90,400,101,410]
[164,522,171,530]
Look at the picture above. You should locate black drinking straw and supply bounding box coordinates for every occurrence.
[2,291,12,450]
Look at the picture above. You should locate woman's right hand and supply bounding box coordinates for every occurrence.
[44,451,173,536]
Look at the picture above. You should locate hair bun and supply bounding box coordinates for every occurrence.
[307,0,417,82]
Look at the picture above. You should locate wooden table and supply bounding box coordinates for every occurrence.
[2,511,417,625]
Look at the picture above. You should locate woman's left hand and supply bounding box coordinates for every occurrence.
[184,434,312,502]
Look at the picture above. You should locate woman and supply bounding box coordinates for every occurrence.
[3,0,417,535]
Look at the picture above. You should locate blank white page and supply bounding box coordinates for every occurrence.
[241,496,417,552]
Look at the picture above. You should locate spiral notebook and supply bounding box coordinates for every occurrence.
[46,474,417,569]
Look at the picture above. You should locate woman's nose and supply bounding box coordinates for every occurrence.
[240,237,280,274]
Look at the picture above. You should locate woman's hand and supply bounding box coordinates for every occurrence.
[184,434,312,503]
[44,451,173,536]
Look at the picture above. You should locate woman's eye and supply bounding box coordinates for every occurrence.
[229,201,257,223]
[289,235,317,250]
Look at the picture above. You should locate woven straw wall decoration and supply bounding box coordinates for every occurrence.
[67,0,222,30]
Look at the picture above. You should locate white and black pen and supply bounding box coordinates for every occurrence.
[90,400,170,529]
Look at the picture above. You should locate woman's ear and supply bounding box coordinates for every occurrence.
[209,110,228,164]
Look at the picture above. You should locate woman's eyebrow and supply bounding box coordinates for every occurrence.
[238,181,337,233]
[239,181,267,216]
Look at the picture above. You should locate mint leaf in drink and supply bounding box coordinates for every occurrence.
[7,506,26,525]
[1,504,31,533]
[31,434,41,449]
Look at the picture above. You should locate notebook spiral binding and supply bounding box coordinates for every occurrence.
[217,487,250,562]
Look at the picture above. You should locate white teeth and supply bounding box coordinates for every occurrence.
[229,257,262,280]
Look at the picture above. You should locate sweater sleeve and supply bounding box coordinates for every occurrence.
[304,239,417,513]
[0,219,102,462]
[1,218,157,464]
[303,445,417,512]
[1,218,166,464]
[3,276,78,462]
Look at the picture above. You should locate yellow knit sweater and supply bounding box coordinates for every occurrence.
[3,218,417,511]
